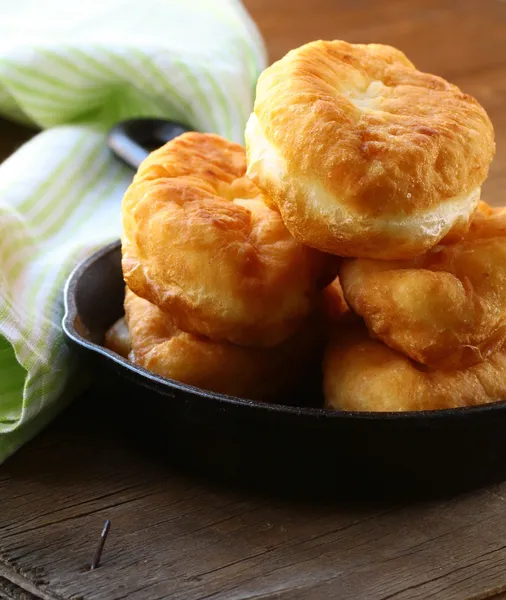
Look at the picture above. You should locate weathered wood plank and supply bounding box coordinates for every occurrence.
[0,566,55,600]
[2,396,506,600]
[247,0,506,77]
[452,64,506,206]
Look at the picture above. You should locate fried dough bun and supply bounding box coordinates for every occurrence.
[340,204,506,370]
[321,276,351,324]
[123,288,324,402]
[245,40,495,259]
[121,132,336,348]
[323,322,506,412]
[104,317,131,358]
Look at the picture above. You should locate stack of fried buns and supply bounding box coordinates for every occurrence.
[106,40,504,412]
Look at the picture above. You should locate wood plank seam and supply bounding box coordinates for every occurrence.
[0,562,64,600]
[0,575,44,600]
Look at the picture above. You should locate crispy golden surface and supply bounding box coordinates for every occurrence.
[246,40,494,259]
[323,322,506,412]
[122,132,335,347]
[340,204,506,370]
[104,317,131,358]
[124,288,324,402]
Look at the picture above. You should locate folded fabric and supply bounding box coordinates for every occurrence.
[0,0,267,463]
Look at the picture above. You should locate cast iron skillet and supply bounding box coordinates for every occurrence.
[62,119,506,500]
[63,241,506,500]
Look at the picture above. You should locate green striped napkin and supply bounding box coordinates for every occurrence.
[0,0,267,463]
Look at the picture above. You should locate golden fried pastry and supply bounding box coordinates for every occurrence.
[462,201,506,241]
[245,40,495,259]
[321,276,350,324]
[124,288,324,402]
[121,132,336,347]
[340,204,506,370]
[104,317,131,358]
[324,322,506,412]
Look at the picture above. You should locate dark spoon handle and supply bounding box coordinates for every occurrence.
[107,118,191,170]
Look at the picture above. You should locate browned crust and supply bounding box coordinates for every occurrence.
[323,322,506,412]
[122,132,336,347]
[124,288,324,401]
[247,40,495,258]
[340,204,506,370]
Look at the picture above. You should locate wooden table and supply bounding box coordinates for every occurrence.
[2,1,506,598]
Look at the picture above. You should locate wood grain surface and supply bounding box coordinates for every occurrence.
[5,395,506,600]
[2,1,506,599]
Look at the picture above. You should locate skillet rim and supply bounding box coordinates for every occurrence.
[62,240,506,422]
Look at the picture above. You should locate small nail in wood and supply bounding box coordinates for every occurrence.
[90,519,111,570]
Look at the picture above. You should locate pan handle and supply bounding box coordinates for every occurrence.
[107,118,191,170]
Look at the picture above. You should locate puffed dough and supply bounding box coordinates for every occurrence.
[324,323,506,412]
[104,317,131,358]
[246,40,495,259]
[122,132,336,347]
[124,288,324,402]
[321,276,350,324]
[340,204,506,370]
